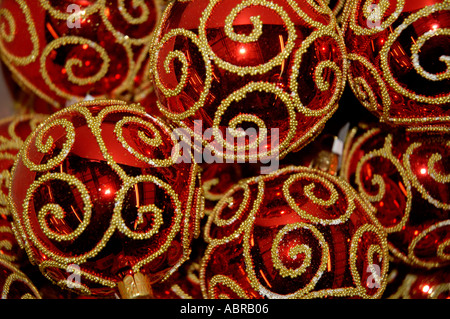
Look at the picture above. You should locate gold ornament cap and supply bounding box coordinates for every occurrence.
[118,272,153,299]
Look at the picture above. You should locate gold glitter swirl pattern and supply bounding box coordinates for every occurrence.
[270,222,329,283]
[8,100,201,294]
[0,0,39,66]
[343,0,450,129]
[379,2,450,105]
[0,259,41,299]
[0,114,47,217]
[150,0,348,161]
[151,28,213,120]
[21,118,76,173]
[347,0,403,36]
[341,125,450,269]
[39,36,112,100]
[201,166,389,299]
[114,115,179,167]
[198,0,297,77]
[0,0,163,109]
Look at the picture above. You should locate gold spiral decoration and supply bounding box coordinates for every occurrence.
[349,223,389,299]
[353,134,413,233]
[207,274,250,299]
[198,0,297,77]
[282,172,356,225]
[114,115,178,167]
[348,0,404,36]
[403,141,450,210]
[0,0,39,66]
[341,126,450,268]
[21,118,76,173]
[270,223,329,284]
[407,220,450,268]
[151,28,213,120]
[8,100,201,291]
[209,81,297,161]
[347,53,392,117]
[22,172,94,261]
[201,166,388,299]
[39,36,111,100]
[0,259,41,299]
[379,1,450,105]
[113,175,181,243]
[290,27,346,117]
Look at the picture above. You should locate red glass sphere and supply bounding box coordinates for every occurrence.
[152,237,204,299]
[0,114,48,216]
[341,123,450,269]
[201,166,389,299]
[342,0,450,130]
[8,100,203,298]
[383,262,450,299]
[150,0,347,162]
[0,258,41,299]
[0,0,163,113]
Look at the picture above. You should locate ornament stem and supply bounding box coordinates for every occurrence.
[118,272,153,299]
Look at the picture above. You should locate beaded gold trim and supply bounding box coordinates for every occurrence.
[0,258,41,299]
[150,0,348,161]
[0,0,163,108]
[201,165,389,299]
[0,114,47,217]
[341,126,450,268]
[343,0,450,129]
[8,99,202,294]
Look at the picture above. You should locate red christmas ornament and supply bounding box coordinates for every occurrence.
[341,123,450,269]
[201,166,389,299]
[152,238,204,299]
[150,0,347,162]
[325,0,347,22]
[0,114,48,216]
[8,99,203,298]
[0,0,163,113]
[201,163,244,215]
[342,0,450,130]
[0,258,41,299]
[383,262,450,299]
[0,216,22,265]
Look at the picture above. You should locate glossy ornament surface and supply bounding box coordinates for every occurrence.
[0,0,163,113]
[201,166,389,299]
[8,100,203,298]
[0,114,47,266]
[0,114,48,216]
[383,262,449,299]
[0,216,22,264]
[0,258,41,299]
[150,0,347,162]
[152,238,204,299]
[342,0,450,130]
[341,123,450,269]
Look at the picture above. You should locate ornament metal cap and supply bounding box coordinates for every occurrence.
[311,150,339,176]
[118,272,153,299]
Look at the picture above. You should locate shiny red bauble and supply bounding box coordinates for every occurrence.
[0,258,41,299]
[0,0,163,113]
[8,100,203,298]
[341,123,450,269]
[384,262,450,299]
[342,0,450,130]
[150,0,347,161]
[0,114,47,266]
[0,114,47,216]
[201,166,389,299]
